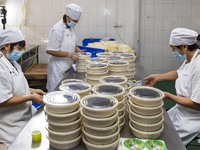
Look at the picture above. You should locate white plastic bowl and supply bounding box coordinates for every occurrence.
[129,86,164,107]
[109,69,128,76]
[81,110,118,127]
[99,75,128,88]
[129,121,164,139]
[61,79,85,85]
[82,126,120,145]
[86,63,108,74]
[108,60,129,71]
[83,118,119,136]
[128,98,163,116]
[59,82,92,99]
[48,117,81,132]
[129,114,164,132]
[129,106,164,124]
[96,52,113,58]
[80,94,118,118]
[46,125,81,141]
[82,134,120,150]
[93,83,126,100]
[47,133,82,150]
[45,106,80,123]
[43,91,80,114]
[86,70,108,80]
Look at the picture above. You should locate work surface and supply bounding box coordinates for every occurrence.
[8,68,187,150]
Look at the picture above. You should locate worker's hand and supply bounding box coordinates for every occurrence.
[143,74,159,86]
[68,52,78,61]
[31,94,44,104]
[163,91,170,99]
[30,88,45,96]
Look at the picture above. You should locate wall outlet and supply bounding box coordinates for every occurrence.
[113,22,123,28]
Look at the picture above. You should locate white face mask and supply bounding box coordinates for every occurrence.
[7,50,23,61]
[67,21,76,28]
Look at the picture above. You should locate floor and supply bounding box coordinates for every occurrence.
[155,81,200,150]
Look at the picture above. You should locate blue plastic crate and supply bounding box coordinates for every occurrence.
[82,38,115,46]
[78,46,105,57]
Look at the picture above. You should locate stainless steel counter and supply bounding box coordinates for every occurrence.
[8,68,187,150]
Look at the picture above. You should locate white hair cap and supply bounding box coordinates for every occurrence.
[170,28,198,46]
[0,27,25,47]
[66,3,82,20]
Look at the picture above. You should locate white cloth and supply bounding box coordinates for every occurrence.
[66,3,82,20]
[46,20,77,92]
[168,49,200,146]
[0,52,32,146]
[0,27,25,47]
[170,28,198,46]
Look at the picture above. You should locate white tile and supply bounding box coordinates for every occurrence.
[182,18,192,29]
[125,27,134,40]
[52,0,61,13]
[163,0,172,4]
[33,13,44,27]
[43,13,53,27]
[182,3,192,18]
[154,31,163,44]
[144,44,154,57]
[172,18,182,29]
[144,30,154,44]
[173,0,183,3]
[107,0,116,13]
[191,18,200,30]
[163,18,173,31]
[97,0,106,12]
[144,57,154,71]
[138,44,145,57]
[144,0,154,4]
[153,44,163,58]
[44,27,51,38]
[163,30,171,45]
[192,4,200,17]
[162,57,172,71]
[144,4,154,17]
[124,13,134,27]
[164,4,173,18]
[154,4,164,18]
[88,26,98,37]
[171,58,183,70]
[97,27,107,38]
[155,0,164,3]
[43,0,52,13]
[153,57,163,70]
[79,13,88,26]
[154,18,164,31]
[88,13,98,26]
[162,45,171,57]
[117,0,125,13]
[172,4,183,18]
[125,0,134,13]
[88,0,98,12]
[144,18,154,30]
[97,13,106,27]
[192,0,200,3]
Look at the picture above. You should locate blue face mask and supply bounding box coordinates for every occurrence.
[67,21,76,28]
[7,50,23,61]
[172,51,186,61]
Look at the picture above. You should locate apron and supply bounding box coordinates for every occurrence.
[168,49,200,145]
[46,28,76,92]
[0,53,32,146]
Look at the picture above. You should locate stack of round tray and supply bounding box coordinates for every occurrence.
[85,63,109,86]
[80,94,120,150]
[92,83,126,130]
[43,91,82,150]
[76,52,91,72]
[128,86,165,139]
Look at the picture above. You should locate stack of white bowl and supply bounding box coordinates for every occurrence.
[92,83,126,131]
[43,91,82,150]
[61,79,85,85]
[110,50,125,56]
[108,60,129,77]
[76,52,91,72]
[59,82,92,99]
[119,53,136,79]
[106,55,122,62]
[85,63,109,86]
[96,52,113,58]
[80,94,120,150]
[128,86,165,139]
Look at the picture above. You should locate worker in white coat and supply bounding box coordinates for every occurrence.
[46,3,83,92]
[0,27,45,149]
[144,28,200,146]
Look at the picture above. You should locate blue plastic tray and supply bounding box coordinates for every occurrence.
[82,38,115,46]
[78,46,105,57]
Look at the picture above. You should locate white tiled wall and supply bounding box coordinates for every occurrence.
[138,0,200,77]
[24,0,139,64]
[1,0,200,78]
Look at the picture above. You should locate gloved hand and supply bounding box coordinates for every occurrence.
[68,52,78,61]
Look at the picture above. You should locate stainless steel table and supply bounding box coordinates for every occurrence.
[8,68,187,150]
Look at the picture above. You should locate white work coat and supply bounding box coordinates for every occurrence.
[46,19,77,92]
[168,49,200,145]
[0,52,32,146]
